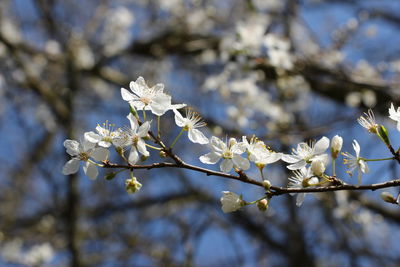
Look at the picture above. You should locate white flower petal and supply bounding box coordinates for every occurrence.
[220,159,233,173]
[84,161,98,180]
[82,138,96,152]
[62,158,80,175]
[173,109,186,127]
[137,139,149,156]
[352,140,361,157]
[127,113,139,132]
[188,129,209,144]
[64,140,80,156]
[231,142,247,154]
[199,152,221,164]
[128,148,139,164]
[138,121,150,137]
[296,193,306,207]
[91,147,109,161]
[98,141,112,148]
[210,136,226,153]
[282,154,300,163]
[232,155,250,170]
[313,136,329,155]
[121,88,135,101]
[84,131,102,144]
[287,160,307,170]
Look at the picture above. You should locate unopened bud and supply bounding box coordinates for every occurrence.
[159,150,167,158]
[130,105,138,117]
[104,172,117,180]
[125,177,142,194]
[140,155,149,162]
[311,160,326,176]
[257,199,269,211]
[377,125,391,147]
[331,135,343,159]
[262,180,271,190]
[380,192,398,204]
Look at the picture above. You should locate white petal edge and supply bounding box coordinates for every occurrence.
[188,129,209,144]
[62,158,80,175]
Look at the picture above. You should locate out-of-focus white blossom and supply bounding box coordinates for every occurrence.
[102,7,134,55]
[263,34,293,69]
[200,136,250,173]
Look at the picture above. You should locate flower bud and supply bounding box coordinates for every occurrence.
[262,179,271,191]
[380,192,398,204]
[159,150,167,158]
[220,191,244,213]
[331,135,343,159]
[311,159,325,176]
[257,199,269,211]
[125,177,142,194]
[377,125,391,147]
[140,155,149,162]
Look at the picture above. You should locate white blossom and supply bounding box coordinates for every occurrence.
[84,121,121,148]
[242,136,281,168]
[357,109,378,133]
[62,137,109,179]
[282,136,330,170]
[388,103,400,131]
[220,191,244,213]
[342,139,369,184]
[125,176,142,194]
[173,109,209,144]
[288,167,318,207]
[200,136,250,173]
[121,77,175,116]
[116,113,150,165]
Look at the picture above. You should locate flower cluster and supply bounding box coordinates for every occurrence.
[62,76,400,213]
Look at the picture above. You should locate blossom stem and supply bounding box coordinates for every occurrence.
[247,196,268,206]
[259,168,265,181]
[170,129,185,148]
[362,157,395,162]
[88,159,104,167]
[157,116,161,138]
[142,109,147,121]
[145,144,162,150]
[332,159,336,176]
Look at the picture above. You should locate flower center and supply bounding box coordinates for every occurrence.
[132,135,139,146]
[222,150,233,159]
[140,97,151,105]
[79,152,89,161]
